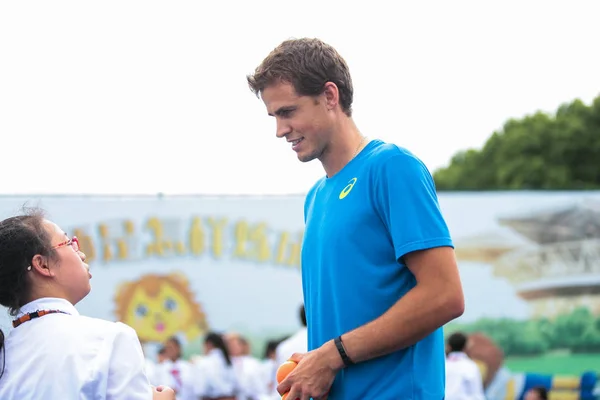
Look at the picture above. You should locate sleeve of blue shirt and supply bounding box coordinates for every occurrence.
[374,151,454,263]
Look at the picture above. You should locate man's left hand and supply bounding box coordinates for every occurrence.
[277,340,343,400]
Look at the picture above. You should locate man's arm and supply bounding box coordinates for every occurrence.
[321,246,464,369]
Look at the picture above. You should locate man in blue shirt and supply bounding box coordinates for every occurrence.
[247,38,465,399]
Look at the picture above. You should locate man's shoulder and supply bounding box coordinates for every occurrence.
[303,177,327,213]
[306,176,326,196]
[359,141,432,192]
[366,140,427,170]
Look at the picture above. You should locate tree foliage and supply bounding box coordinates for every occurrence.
[450,307,600,356]
[433,95,600,190]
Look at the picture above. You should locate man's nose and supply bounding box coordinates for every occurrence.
[276,119,291,138]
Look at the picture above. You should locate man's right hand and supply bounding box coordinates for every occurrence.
[152,385,176,400]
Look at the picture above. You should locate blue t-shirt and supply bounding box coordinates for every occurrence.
[302,139,453,399]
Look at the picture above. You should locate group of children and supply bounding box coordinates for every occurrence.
[141,306,307,400]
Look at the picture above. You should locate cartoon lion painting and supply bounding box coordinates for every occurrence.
[114,272,209,343]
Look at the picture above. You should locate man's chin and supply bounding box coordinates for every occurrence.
[297,151,318,163]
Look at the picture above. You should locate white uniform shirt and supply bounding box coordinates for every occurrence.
[145,359,170,387]
[267,328,307,398]
[260,359,277,396]
[232,355,268,400]
[445,351,486,400]
[275,328,307,368]
[193,349,238,398]
[0,297,152,400]
[159,358,196,400]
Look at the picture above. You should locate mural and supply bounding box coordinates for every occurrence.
[447,199,600,399]
[455,199,600,318]
[113,272,208,344]
[448,199,600,370]
[465,333,598,400]
[1,192,599,399]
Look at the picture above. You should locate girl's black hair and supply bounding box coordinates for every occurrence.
[204,331,232,366]
[0,208,57,381]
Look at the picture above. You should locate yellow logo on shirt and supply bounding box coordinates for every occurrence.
[339,178,358,199]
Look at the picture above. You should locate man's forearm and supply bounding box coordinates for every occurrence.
[336,283,463,364]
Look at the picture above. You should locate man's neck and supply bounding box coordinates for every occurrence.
[320,118,365,178]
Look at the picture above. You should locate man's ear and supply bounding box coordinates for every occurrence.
[322,81,340,111]
[31,254,53,277]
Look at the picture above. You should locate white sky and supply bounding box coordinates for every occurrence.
[1,0,599,195]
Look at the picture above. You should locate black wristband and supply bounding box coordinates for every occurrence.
[334,335,355,367]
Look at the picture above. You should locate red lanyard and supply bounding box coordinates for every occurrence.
[12,310,69,328]
[170,368,183,390]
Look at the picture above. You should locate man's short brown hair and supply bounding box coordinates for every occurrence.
[247,38,354,117]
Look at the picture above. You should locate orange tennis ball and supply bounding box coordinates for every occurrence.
[276,360,297,384]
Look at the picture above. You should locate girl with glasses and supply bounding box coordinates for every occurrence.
[0,208,175,400]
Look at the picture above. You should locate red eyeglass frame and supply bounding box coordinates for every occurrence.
[53,236,80,252]
[26,236,81,272]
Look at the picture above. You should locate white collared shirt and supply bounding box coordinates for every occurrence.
[275,328,307,368]
[0,297,152,400]
[193,348,238,398]
[158,358,196,400]
[270,328,307,397]
[232,355,268,400]
[260,358,277,397]
[445,351,486,400]
[145,358,170,387]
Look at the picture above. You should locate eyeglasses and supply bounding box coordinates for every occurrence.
[53,236,80,253]
[27,237,81,271]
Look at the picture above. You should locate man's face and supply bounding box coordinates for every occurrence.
[261,81,333,163]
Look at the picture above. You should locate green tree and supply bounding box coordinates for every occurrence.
[434,95,600,190]
[572,327,600,353]
[446,308,600,356]
[551,307,595,348]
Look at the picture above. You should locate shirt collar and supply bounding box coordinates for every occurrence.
[447,351,468,360]
[17,297,80,319]
[207,348,226,360]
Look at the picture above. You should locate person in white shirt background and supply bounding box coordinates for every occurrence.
[255,305,308,400]
[260,339,282,399]
[275,304,307,369]
[226,332,270,400]
[145,345,170,388]
[0,208,175,400]
[160,335,197,400]
[445,332,486,400]
[194,331,239,400]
